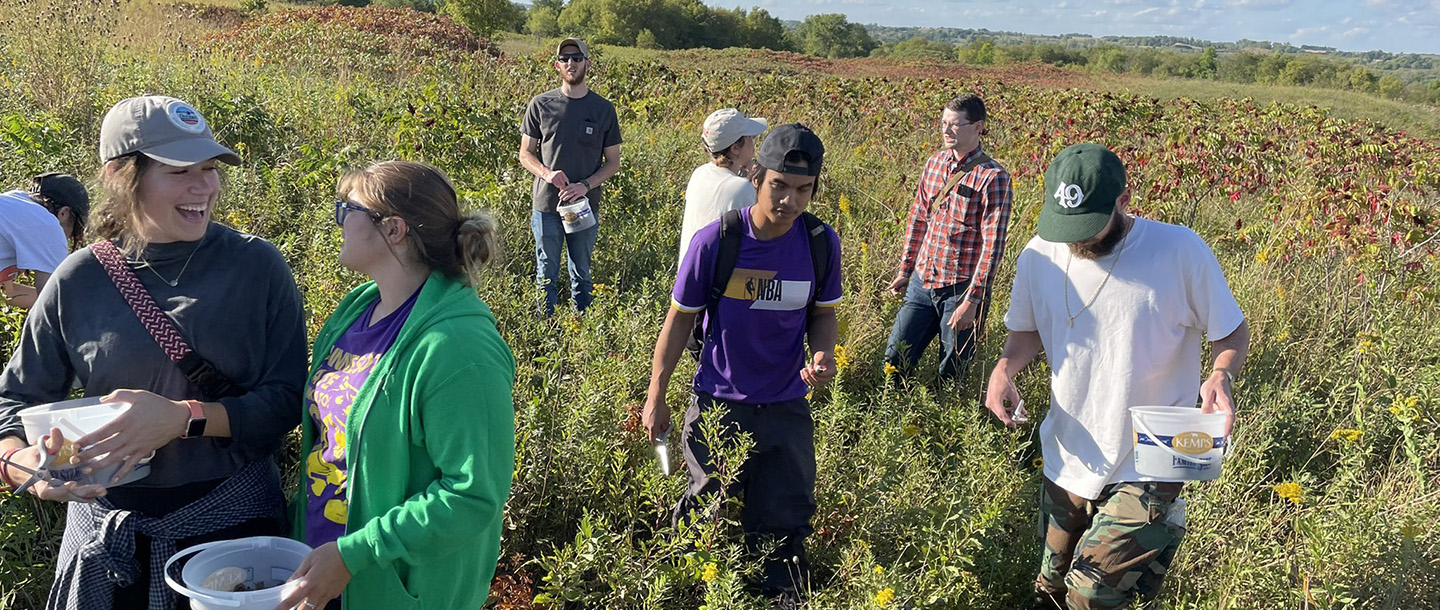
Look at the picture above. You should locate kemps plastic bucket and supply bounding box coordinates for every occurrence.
[18,397,150,487]
[558,197,597,233]
[1130,406,1228,481]
[164,536,311,610]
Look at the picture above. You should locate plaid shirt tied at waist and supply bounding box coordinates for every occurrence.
[47,460,283,610]
[899,146,1014,303]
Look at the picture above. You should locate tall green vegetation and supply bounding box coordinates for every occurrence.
[2,3,1439,609]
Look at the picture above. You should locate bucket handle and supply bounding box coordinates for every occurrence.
[1132,415,1225,465]
[162,539,248,607]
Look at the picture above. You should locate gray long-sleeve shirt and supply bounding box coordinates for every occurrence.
[0,222,306,488]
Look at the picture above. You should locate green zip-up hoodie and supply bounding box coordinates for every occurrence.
[290,271,516,610]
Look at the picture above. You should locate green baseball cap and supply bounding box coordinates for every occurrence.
[1038,143,1127,243]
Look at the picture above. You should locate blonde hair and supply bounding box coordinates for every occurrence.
[337,161,498,285]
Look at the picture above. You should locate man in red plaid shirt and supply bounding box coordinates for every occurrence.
[885,93,1013,380]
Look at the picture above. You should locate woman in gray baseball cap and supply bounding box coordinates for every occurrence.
[0,95,307,610]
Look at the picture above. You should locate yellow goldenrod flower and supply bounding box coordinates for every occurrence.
[874,587,895,606]
[1357,339,1374,355]
[873,565,885,575]
[1389,395,1421,421]
[1275,285,1286,300]
[1255,250,1269,265]
[1329,428,1363,443]
[861,242,869,257]
[701,562,718,583]
[1273,482,1303,505]
[839,194,852,216]
[834,344,850,370]
[884,363,898,377]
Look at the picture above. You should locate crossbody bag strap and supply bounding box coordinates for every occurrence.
[89,240,239,398]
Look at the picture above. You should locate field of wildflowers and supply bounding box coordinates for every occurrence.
[1,2,1437,608]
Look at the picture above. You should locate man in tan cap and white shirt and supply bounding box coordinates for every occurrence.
[677,108,767,266]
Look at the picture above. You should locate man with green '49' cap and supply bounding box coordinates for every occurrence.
[984,143,1251,609]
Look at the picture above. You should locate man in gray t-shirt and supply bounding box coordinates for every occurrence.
[519,37,623,316]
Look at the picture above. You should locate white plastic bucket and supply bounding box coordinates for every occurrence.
[1130,406,1228,481]
[558,197,597,233]
[164,536,312,610]
[18,397,150,487]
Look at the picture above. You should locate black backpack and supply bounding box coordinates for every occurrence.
[705,208,833,321]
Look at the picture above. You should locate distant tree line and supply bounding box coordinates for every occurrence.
[296,0,1437,105]
[872,38,1440,106]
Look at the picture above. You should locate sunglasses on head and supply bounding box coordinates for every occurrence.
[556,53,586,64]
[334,199,384,226]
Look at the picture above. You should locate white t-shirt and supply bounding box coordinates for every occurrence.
[0,190,68,278]
[678,163,755,266]
[1004,217,1245,500]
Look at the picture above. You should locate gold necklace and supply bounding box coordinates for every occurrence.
[1062,222,1130,328]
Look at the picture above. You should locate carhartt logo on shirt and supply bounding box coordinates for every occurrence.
[585,126,594,135]
[724,268,810,311]
[1055,182,1085,208]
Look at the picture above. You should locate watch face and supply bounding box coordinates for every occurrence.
[185,418,207,439]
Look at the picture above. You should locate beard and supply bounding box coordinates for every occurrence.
[562,66,587,86]
[1069,213,1128,259]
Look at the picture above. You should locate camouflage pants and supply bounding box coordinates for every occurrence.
[1034,479,1185,610]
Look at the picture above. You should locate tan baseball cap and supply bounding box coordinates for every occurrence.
[701,109,768,154]
[99,96,241,166]
[556,37,589,57]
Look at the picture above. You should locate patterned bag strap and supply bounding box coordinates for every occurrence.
[90,240,238,398]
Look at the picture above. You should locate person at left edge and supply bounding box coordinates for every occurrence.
[0,172,90,309]
[0,95,306,610]
[276,161,517,610]
[518,37,623,316]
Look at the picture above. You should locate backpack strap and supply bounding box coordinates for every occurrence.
[701,209,745,343]
[708,209,745,309]
[800,212,831,314]
[90,240,240,399]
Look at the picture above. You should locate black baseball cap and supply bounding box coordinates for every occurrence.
[756,123,824,177]
[30,172,90,218]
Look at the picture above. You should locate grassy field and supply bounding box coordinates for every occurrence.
[1,2,1439,609]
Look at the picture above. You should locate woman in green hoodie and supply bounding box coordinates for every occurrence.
[278,161,516,610]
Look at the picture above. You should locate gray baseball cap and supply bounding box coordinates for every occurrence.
[556,37,589,57]
[99,96,241,166]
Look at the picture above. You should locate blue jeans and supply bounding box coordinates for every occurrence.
[884,274,989,380]
[531,209,597,316]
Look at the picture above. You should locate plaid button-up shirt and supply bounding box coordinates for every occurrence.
[899,146,1013,303]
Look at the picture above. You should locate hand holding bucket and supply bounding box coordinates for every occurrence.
[1130,406,1229,481]
[557,198,597,234]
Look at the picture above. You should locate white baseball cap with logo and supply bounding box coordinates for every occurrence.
[701,109,768,154]
[99,95,241,166]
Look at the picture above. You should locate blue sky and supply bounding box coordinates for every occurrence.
[706,0,1440,55]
